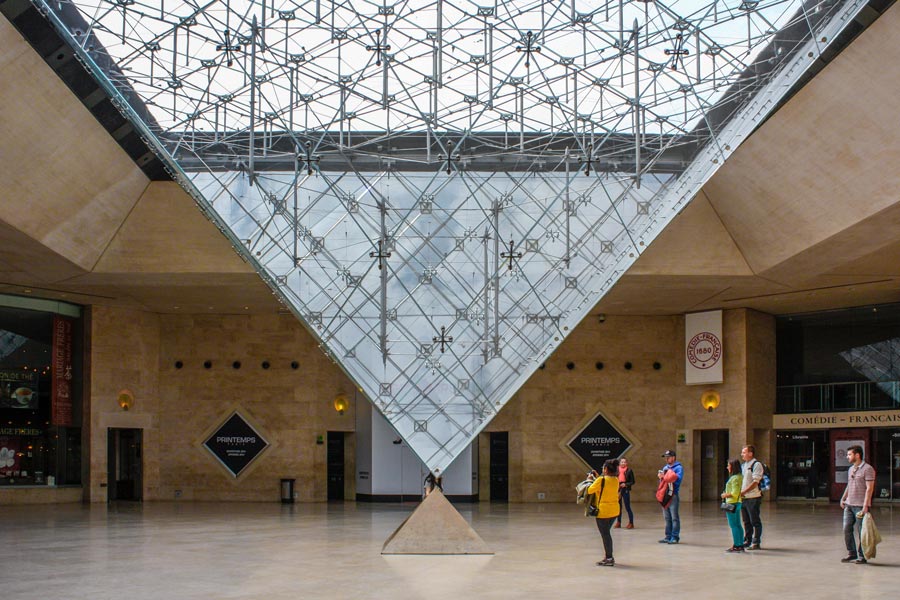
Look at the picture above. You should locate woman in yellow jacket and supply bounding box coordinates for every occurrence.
[588,459,622,566]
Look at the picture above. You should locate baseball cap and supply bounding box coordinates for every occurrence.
[661,450,676,457]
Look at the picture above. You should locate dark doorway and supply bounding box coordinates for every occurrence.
[107,428,142,501]
[699,430,729,501]
[327,431,345,501]
[489,432,509,502]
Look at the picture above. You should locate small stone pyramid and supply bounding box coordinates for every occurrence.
[381,489,493,555]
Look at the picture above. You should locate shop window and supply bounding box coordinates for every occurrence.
[777,431,828,499]
[0,302,82,488]
[871,429,900,501]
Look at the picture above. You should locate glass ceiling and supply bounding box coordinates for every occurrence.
[42,0,866,472]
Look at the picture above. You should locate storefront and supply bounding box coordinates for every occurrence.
[775,430,828,499]
[774,410,900,502]
[0,296,83,490]
[775,302,900,502]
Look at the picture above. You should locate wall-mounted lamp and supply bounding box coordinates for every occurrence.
[333,393,349,415]
[118,389,134,411]
[701,390,721,412]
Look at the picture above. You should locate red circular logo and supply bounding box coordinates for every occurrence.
[687,332,721,369]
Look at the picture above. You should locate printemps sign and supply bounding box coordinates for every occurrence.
[568,413,632,472]
[203,413,269,477]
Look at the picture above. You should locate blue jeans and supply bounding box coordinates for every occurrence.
[726,502,744,547]
[663,493,680,541]
[843,505,863,558]
[617,490,634,525]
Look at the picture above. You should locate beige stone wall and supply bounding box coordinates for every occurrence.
[0,487,83,505]
[154,313,356,501]
[85,308,357,502]
[87,305,161,502]
[746,309,778,493]
[481,309,774,504]
[82,306,774,503]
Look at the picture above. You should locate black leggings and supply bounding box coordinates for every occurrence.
[595,517,615,559]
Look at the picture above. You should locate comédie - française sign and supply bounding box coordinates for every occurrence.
[204,412,269,477]
[773,409,900,430]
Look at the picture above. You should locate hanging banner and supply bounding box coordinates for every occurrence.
[51,316,74,426]
[685,310,723,385]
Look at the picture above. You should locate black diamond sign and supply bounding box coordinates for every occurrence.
[568,413,631,472]
[204,413,269,477]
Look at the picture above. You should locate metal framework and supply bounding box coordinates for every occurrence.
[42,0,866,472]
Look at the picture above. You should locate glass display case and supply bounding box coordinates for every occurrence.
[777,431,829,498]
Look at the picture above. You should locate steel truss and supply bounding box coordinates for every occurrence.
[42,0,867,471]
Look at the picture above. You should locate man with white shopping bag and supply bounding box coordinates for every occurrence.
[839,445,875,564]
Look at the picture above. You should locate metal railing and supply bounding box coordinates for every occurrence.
[776,381,900,413]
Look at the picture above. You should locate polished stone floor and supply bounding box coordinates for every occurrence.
[2,500,896,599]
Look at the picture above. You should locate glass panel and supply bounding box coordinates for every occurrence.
[798,385,822,413]
[777,304,900,387]
[871,429,893,501]
[776,430,827,498]
[831,382,859,412]
[869,382,898,410]
[41,0,869,471]
[0,306,82,487]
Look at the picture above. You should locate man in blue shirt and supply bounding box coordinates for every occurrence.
[658,450,684,544]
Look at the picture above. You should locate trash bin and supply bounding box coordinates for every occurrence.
[280,478,296,504]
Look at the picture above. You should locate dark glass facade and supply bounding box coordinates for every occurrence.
[0,303,83,487]
[776,303,900,500]
[776,303,900,413]
[776,431,828,499]
[777,303,900,387]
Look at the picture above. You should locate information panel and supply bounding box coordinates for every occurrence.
[203,413,269,477]
[568,413,632,472]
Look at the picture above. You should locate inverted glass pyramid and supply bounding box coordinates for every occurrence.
[43,0,866,471]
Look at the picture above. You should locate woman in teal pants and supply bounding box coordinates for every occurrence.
[721,458,745,552]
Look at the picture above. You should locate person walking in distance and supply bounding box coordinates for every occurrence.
[740,445,764,550]
[658,450,683,544]
[615,457,635,529]
[839,445,875,564]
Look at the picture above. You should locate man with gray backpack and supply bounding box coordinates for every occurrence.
[740,445,769,550]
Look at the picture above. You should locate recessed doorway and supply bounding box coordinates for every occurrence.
[327,431,344,501]
[699,430,729,501]
[490,432,509,502]
[107,428,142,502]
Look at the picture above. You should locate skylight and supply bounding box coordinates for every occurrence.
[42,0,867,471]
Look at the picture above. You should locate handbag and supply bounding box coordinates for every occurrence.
[587,477,605,517]
[720,501,736,513]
